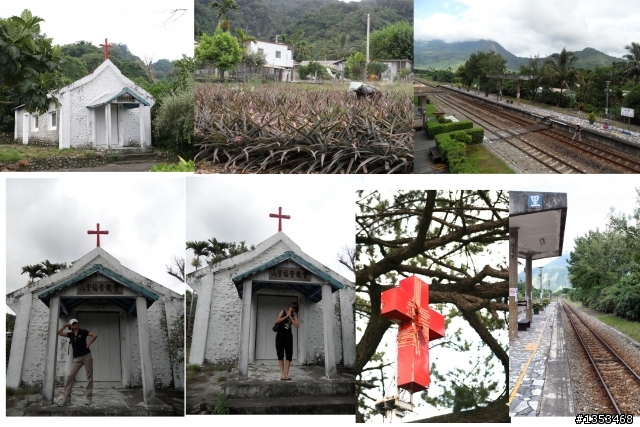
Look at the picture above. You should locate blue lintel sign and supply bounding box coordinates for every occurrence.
[528,194,543,209]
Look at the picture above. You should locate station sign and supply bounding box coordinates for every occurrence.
[621,107,635,118]
[527,194,543,209]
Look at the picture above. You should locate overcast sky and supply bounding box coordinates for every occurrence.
[415,0,640,58]
[3,0,193,61]
[5,177,185,298]
[186,176,362,282]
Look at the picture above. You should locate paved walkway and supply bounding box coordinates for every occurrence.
[414,129,447,174]
[509,302,556,416]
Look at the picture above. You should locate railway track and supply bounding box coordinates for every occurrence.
[562,301,640,415]
[418,82,640,173]
[428,93,585,174]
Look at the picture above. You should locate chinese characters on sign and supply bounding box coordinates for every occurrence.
[269,267,311,281]
[528,194,542,209]
[77,281,124,295]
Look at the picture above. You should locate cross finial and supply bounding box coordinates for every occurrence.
[269,207,291,232]
[99,38,112,60]
[87,223,109,247]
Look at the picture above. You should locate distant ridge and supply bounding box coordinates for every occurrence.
[414,39,623,71]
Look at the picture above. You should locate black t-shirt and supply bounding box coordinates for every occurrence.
[276,310,296,335]
[66,328,91,358]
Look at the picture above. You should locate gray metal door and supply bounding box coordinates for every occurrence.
[255,295,298,360]
[75,312,121,381]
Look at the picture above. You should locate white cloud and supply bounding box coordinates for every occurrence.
[415,0,640,58]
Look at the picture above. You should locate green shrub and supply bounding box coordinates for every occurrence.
[153,81,194,159]
[427,120,473,138]
[465,127,484,144]
[434,132,476,174]
[150,157,194,172]
[212,393,230,414]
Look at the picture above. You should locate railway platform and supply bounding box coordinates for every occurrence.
[509,302,563,417]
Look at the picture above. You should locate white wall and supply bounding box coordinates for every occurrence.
[248,41,293,69]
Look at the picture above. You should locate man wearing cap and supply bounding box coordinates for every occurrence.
[57,319,98,406]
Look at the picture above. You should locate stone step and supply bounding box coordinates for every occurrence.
[101,147,153,155]
[226,396,356,415]
[109,152,159,163]
[224,380,355,399]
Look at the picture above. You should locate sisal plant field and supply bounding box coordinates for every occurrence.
[195,83,413,174]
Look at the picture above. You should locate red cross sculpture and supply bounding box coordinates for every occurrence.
[99,38,112,60]
[381,275,445,392]
[87,223,109,247]
[269,207,290,232]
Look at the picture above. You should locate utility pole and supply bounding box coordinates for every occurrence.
[365,13,370,82]
[539,267,544,302]
[605,80,611,119]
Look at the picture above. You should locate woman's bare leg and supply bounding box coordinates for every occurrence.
[278,359,285,379]
[284,360,291,379]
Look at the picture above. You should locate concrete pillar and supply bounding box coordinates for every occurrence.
[121,313,132,387]
[189,275,214,365]
[105,104,112,149]
[139,104,146,147]
[298,298,308,365]
[340,285,356,368]
[525,255,533,322]
[91,109,97,147]
[238,279,252,379]
[248,293,257,364]
[7,294,33,388]
[322,283,337,379]
[136,296,157,405]
[517,80,521,107]
[42,295,60,405]
[509,227,519,340]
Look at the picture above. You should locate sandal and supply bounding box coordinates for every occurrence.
[280,377,287,381]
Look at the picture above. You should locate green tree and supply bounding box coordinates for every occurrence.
[20,264,44,284]
[366,61,388,79]
[356,190,509,422]
[206,238,255,265]
[210,0,239,32]
[40,260,67,276]
[620,41,640,84]
[327,32,355,60]
[542,48,579,106]
[297,61,329,80]
[195,28,243,81]
[345,51,366,80]
[369,21,413,62]
[460,51,507,93]
[186,240,211,270]
[0,10,63,120]
[235,27,256,53]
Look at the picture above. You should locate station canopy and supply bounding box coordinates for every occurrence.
[509,191,568,260]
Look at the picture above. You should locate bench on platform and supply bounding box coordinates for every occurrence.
[517,319,530,331]
[429,146,443,163]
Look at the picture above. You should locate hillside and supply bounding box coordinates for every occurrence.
[415,39,623,71]
[517,253,572,294]
[196,0,413,54]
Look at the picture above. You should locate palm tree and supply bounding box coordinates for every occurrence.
[186,240,210,270]
[236,28,257,54]
[21,264,44,284]
[327,33,355,60]
[40,260,67,277]
[576,68,593,104]
[622,41,640,83]
[210,0,238,32]
[543,48,579,107]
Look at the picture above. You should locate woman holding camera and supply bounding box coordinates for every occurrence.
[275,301,299,380]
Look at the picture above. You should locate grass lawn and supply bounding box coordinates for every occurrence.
[595,314,640,343]
[0,145,98,163]
[466,144,514,173]
[425,103,437,118]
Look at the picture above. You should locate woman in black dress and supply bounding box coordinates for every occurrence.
[275,301,299,380]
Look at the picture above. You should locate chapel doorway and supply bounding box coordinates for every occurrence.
[110,104,119,146]
[75,312,122,381]
[255,295,298,360]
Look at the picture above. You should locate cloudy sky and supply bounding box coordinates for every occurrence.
[415,0,640,58]
[186,175,362,281]
[3,0,193,61]
[5,177,185,298]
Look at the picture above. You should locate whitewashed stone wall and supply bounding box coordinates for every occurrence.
[193,238,349,366]
[13,101,60,145]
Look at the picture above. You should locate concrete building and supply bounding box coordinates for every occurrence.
[187,232,355,379]
[6,247,183,405]
[377,59,412,81]
[13,59,154,149]
[246,40,294,82]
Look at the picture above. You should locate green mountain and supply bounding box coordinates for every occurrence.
[415,39,623,72]
[517,253,572,294]
[196,0,413,55]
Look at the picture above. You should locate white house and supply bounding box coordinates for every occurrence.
[378,59,412,81]
[246,40,294,82]
[13,60,154,149]
[187,232,355,380]
[6,247,183,405]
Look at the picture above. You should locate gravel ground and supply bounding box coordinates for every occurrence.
[561,302,640,415]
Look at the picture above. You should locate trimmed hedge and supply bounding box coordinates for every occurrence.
[435,131,476,173]
[427,120,473,138]
[465,127,484,144]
